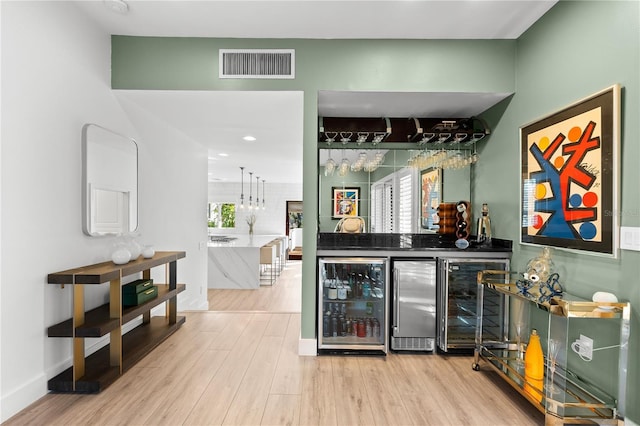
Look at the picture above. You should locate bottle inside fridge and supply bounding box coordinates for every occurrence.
[318,257,388,354]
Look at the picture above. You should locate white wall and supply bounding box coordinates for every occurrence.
[0,2,208,421]
[208,182,303,236]
[115,92,209,312]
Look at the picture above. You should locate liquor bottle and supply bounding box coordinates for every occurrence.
[323,311,331,338]
[337,283,347,300]
[328,280,338,300]
[355,274,363,298]
[476,203,492,244]
[524,329,544,403]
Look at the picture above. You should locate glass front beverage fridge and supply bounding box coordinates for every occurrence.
[317,257,389,354]
[437,257,509,352]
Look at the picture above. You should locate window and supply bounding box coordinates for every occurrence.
[371,181,393,233]
[397,171,413,233]
[371,167,417,233]
[208,202,236,228]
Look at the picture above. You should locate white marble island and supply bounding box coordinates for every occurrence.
[207,235,283,289]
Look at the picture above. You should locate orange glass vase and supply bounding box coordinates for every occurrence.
[524,328,544,403]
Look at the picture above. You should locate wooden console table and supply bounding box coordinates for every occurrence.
[47,251,186,393]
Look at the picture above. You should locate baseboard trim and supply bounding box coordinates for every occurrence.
[298,337,317,356]
[0,373,47,423]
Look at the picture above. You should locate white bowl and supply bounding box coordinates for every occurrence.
[592,291,618,310]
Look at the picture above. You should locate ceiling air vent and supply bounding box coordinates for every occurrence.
[219,49,295,79]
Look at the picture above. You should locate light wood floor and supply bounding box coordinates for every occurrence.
[5,260,543,426]
[207,260,302,313]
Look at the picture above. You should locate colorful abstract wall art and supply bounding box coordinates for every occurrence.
[332,187,359,218]
[520,85,620,257]
[420,168,441,230]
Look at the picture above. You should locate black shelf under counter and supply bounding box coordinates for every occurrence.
[317,233,512,252]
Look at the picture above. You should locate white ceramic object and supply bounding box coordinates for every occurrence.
[592,291,618,310]
[126,235,142,260]
[142,245,155,259]
[111,248,131,265]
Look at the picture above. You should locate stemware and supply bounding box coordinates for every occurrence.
[325,132,337,145]
[372,132,386,145]
[356,132,369,145]
[340,132,352,144]
[547,339,562,396]
[514,321,525,366]
[338,156,350,177]
[324,150,336,176]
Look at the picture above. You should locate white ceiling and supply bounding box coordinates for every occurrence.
[75,1,558,40]
[73,0,557,183]
[114,90,305,184]
[318,90,513,118]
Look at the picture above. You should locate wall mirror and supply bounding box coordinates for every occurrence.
[318,148,471,233]
[82,123,138,236]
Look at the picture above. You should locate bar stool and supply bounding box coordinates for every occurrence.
[269,239,283,275]
[260,245,276,285]
[278,236,288,268]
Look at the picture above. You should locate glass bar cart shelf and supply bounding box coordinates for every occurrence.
[473,270,630,426]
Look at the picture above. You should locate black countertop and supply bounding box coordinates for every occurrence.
[317,233,512,252]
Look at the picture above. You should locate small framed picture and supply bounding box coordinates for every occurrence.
[420,168,441,230]
[332,187,359,218]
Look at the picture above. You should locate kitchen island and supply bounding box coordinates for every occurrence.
[208,234,285,289]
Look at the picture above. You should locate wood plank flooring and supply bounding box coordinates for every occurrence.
[207,260,302,313]
[5,260,543,425]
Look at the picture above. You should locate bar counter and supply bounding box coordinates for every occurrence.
[316,232,512,258]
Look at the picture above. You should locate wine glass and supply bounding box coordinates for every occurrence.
[324,150,336,176]
[325,132,337,145]
[356,132,369,145]
[547,339,561,396]
[340,132,352,144]
[338,156,350,177]
[514,321,525,368]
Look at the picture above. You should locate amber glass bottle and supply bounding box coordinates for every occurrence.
[524,328,544,403]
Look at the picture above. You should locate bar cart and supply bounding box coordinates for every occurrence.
[473,270,630,425]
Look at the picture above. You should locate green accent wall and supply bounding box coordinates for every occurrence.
[111,2,639,420]
[113,36,518,342]
[475,1,640,421]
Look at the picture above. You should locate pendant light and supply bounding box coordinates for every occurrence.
[239,166,245,209]
[255,175,260,206]
[262,179,266,210]
[248,172,253,209]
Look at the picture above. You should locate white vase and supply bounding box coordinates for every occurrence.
[142,245,155,258]
[111,247,131,265]
[125,234,142,260]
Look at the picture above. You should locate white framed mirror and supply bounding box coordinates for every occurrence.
[82,123,138,236]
